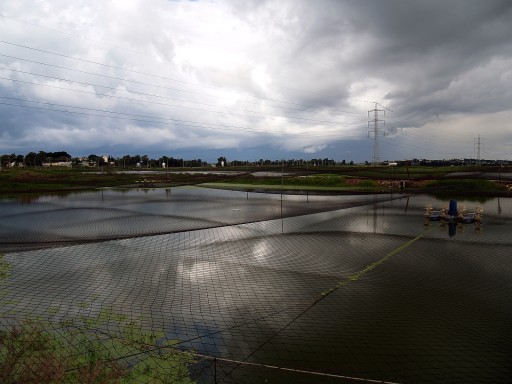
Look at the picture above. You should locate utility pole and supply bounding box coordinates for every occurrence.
[368,103,385,166]
[474,135,483,166]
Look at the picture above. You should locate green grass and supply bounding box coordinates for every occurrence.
[0,254,196,384]
[424,179,503,192]
[226,175,346,187]
[1,165,510,195]
[0,168,170,193]
[203,173,386,192]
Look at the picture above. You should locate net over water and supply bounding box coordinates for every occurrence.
[1,187,512,383]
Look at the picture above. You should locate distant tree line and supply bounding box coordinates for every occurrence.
[1,151,347,168]
[7,151,504,168]
[227,158,350,166]
[0,151,209,168]
[93,155,206,168]
[223,157,343,166]
[1,151,72,167]
[396,158,509,167]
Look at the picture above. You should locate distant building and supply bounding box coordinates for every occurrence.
[42,162,72,167]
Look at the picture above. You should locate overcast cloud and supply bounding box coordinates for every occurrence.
[1,0,511,162]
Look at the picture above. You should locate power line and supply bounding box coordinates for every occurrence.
[381,138,470,159]
[1,75,361,128]
[385,130,471,151]
[0,98,347,138]
[0,40,358,115]
[379,125,479,159]
[0,39,219,89]
[0,14,359,113]
[0,53,363,117]
[0,96,261,132]
[0,13,154,58]
[356,99,393,113]
[387,126,473,146]
[4,66,356,125]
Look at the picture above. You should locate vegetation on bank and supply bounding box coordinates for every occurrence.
[0,254,196,384]
[0,165,510,195]
[227,174,347,186]
[203,169,509,195]
[0,167,224,193]
[423,179,507,195]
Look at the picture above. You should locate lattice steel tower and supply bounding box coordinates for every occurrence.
[368,103,385,166]
[474,134,483,166]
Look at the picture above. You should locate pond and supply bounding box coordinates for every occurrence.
[1,187,512,383]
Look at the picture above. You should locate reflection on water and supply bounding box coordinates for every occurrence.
[427,194,495,204]
[1,188,512,383]
[1,190,80,204]
[0,187,393,252]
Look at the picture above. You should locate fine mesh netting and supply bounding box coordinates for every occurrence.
[1,187,512,383]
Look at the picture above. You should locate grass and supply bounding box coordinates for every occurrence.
[0,165,510,195]
[202,173,382,192]
[0,254,196,384]
[226,174,346,186]
[0,168,182,193]
[0,318,196,384]
[423,179,505,194]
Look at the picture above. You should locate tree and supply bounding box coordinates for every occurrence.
[132,154,141,165]
[217,156,227,167]
[1,154,9,168]
[36,151,47,166]
[120,155,130,167]
[15,154,24,166]
[25,152,37,167]
[46,151,71,161]
[87,154,107,166]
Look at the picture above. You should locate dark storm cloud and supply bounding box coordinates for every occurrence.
[1,0,511,160]
[274,1,512,111]
[347,1,512,118]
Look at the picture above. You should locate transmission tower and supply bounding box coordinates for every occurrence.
[368,103,385,166]
[474,134,483,166]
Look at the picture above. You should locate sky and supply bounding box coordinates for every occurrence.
[1,0,512,163]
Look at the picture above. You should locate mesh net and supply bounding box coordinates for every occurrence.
[1,187,512,383]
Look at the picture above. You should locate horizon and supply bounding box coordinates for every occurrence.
[2,149,509,167]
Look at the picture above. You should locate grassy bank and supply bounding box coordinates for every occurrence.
[0,168,225,193]
[422,179,508,195]
[0,166,510,196]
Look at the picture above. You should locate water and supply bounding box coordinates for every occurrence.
[1,187,512,383]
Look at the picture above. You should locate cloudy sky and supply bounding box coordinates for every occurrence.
[1,0,511,163]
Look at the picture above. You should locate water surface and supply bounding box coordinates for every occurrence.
[1,188,511,383]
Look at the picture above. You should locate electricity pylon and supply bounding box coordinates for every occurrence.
[474,135,483,166]
[368,103,385,166]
